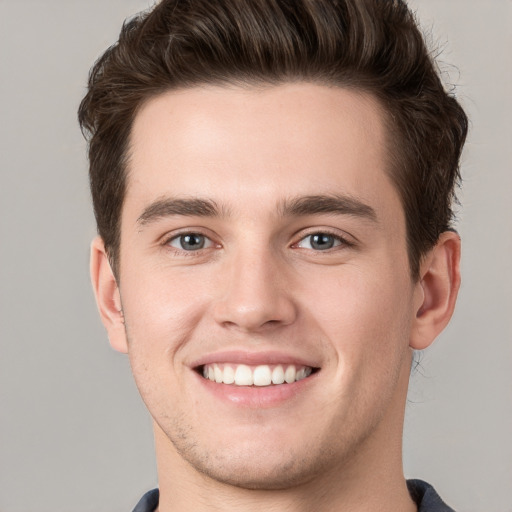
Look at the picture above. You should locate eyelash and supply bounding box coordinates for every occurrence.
[162,231,216,257]
[293,230,355,251]
[162,229,354,256]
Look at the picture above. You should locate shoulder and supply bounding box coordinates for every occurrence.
[131,489,159,512]
[407,479,456,512]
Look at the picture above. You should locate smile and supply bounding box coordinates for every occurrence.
[200,363,315,386]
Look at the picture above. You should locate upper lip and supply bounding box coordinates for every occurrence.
[189,350,321,369]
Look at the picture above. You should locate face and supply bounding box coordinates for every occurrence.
[109,83,424,488]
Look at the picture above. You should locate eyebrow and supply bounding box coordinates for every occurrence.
[136,193,377,227]
[137,197,224,226]
[279,194,377,222]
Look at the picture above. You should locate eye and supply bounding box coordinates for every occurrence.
[168,233,212,251]
[296,233,344,251]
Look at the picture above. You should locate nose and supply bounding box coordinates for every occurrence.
[212,246,298,333]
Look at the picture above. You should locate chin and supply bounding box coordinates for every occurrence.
[185,449,330,491]
[163,417,344,491]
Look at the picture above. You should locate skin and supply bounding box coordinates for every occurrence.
[91,83,460,512]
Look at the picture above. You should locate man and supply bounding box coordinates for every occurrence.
[78,0,468,510]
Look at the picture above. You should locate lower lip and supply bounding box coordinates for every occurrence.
[194,371,318,408]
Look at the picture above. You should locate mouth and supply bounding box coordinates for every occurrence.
[197,363,319,387]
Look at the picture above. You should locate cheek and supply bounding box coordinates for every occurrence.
[119,265,214,378]
[122,261,210,327]
[302,264,414,365]
[119,271,208,415]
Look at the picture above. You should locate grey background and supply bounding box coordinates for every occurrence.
[0,1,510,511]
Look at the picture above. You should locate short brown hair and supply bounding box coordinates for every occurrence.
[78,0,468,279]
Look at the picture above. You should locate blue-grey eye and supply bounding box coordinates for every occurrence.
[297,233,342,250]
[169,233,209,251]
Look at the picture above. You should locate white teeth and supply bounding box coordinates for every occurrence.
[253,365,272,386]
[284,365,296,383]
[202,363,313,386]
[271,365,285,384]
[234,364,253,386]
[222,365,235,384]
[213,364,223,383]
[295,368,305,381]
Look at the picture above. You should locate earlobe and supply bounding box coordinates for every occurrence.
[410,231,461,350]
[90,237,128,354]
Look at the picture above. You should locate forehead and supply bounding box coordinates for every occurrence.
[125,83,398,221]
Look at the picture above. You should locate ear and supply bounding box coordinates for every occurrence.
[410,231,461,350]
[90,237,128,353]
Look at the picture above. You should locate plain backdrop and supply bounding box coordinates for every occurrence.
[0,1,510,511]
